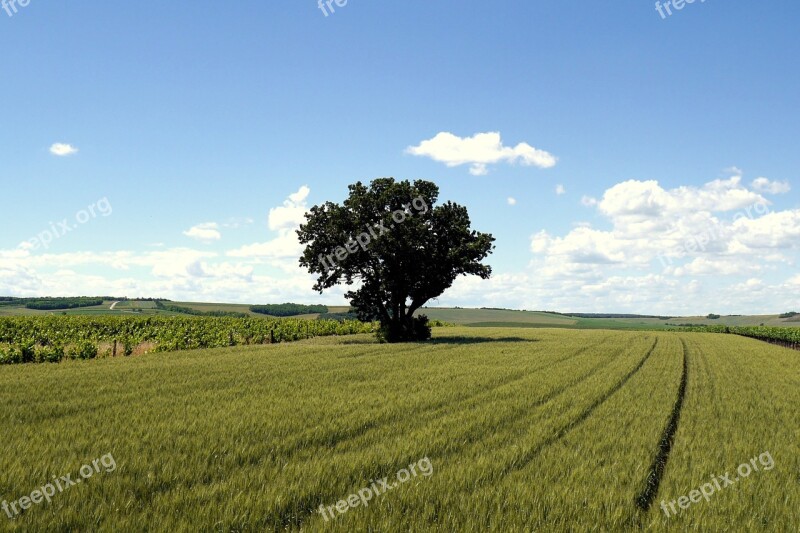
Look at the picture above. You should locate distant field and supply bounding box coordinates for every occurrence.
[1,299,798,329]
[669,314,798,327]
[171,301,260,316]
[0,301,115,316]
[416,308,670,330]
[416,308,800,329]
[112,300,157,310]
[416,308,578,326]
[0,327,796,531]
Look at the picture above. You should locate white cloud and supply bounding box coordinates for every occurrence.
[507,197,517,206]
[751,177,791,195]
[596,177,765,223]
[49,143,78,156]
[406,131,557,175]
[514,174,800,313]
[228,186,312,271]
[269,185,310,231]
[221,217,255,229]
[555,184,566,196]
[227,231,304,263]
[724,166,743,177]
[581,195,598,207]
[183,222,221,242]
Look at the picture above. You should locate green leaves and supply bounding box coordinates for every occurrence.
[0,316,377,364]
[297,178,494,342]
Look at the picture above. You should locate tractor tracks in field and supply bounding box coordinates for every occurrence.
[488,338,661,480]
[275,338,618,528]
[294,337,614,454]
[635,338,689,512]
[376,336,661,508]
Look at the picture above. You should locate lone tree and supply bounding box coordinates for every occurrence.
[298,178,495,342]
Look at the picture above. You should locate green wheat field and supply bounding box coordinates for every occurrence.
[1,327,798,531]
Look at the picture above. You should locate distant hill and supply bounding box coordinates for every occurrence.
[1,297,798,329]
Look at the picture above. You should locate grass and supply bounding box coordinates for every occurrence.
[0,327,797,530]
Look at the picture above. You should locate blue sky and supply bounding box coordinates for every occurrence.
[1,1,798,314]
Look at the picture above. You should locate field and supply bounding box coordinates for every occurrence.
[416,308,800,329]
[3,300,798,329]
[1,327,797,531]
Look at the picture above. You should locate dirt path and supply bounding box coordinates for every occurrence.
[110,301,120,310]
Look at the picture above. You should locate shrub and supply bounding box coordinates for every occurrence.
[67,341,98,360]
[34,344,64,363]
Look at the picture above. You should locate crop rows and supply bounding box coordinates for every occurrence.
[0,315,376,364]
[1,328,797,531]
[677,325,800,350]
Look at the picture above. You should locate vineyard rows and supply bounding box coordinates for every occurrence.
[0,316,376,364]
[677,325,800,350]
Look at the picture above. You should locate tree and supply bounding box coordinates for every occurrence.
[297,178,495,342]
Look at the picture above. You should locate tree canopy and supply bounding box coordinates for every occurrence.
[297,178,495,342]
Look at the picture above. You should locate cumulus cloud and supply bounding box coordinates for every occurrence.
[49,143,78,156]
[751,177,791,195]
[507,197,517,206]
[555,184,566,196]
[183,222,221,242]
[518,174,800,312]
[596,177,766,223]
[0,184,350,304]
[226,231,304,264]
[533,177,791,268]
[406,131,557,175]
[269,185,310,231]
[228,186,312,270]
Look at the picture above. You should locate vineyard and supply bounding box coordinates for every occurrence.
[677,325,800,350]
[0,316,376,364]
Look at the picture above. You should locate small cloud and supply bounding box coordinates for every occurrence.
[470,164,489,176]
[724,166,743,177]
[581,195,598,207]
[555,184,566,196]
[751,177,791,195]
[406,131,557,175]
[183,222,221,243]
[49,143,78,156]
[507,197,517,206]
[288,186,310,204]
[222,217,255,229]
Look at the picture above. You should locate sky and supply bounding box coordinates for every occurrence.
[1,1,798,315]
